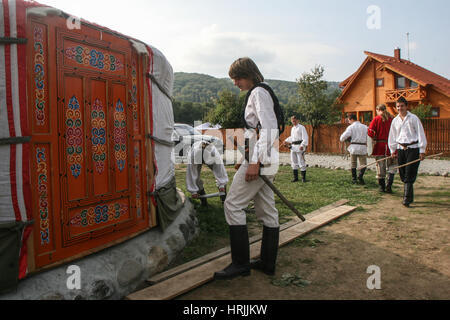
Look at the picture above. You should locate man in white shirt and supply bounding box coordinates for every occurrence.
[283,116,309,182]
[214,57,280,280]
[388,97,427,207]
[186,140,228,206]
[340,114,368,184]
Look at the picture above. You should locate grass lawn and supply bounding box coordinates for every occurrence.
[171,163,383,267]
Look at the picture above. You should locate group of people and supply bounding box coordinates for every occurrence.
[340,97,427,207]
[184,57,428,282]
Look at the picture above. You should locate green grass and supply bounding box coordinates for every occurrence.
[169,164,383,267]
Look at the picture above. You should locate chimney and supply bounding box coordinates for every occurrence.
[394,47,401,59]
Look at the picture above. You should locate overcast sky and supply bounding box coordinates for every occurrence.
[37,0,450,82]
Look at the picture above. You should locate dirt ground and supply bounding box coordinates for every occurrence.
[177,175,450,300]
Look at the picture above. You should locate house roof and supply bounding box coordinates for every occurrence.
[340,51,450,98]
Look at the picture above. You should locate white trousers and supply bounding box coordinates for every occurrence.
[186,163,228,194]
[224,163,279,228]
[291,151,306,171]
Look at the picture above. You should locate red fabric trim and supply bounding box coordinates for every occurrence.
[3,0,21,224]
[145,46,157,207]
[3,0,15,138]
[16,0,32,220]
[18,225,32,279]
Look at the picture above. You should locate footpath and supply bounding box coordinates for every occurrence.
[278,152,450,176]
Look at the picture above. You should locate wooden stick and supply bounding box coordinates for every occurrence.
[357,155,393,170]
[393,153,444,170]
[227,135,306,222]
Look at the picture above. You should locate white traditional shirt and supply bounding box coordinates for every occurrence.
[244,85,279,169]
[339,121,368,155]
[388,111,427,154]
[186,141,228,193]
[285,124,308,153]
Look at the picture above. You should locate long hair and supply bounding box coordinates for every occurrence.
[376,104,392,122]
[228,57,264,84]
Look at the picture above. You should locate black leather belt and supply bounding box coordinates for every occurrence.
[350,142,366,146]
[399,141,418,150]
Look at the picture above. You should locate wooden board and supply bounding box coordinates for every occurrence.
[146,199,349,285]
[127,203,356,300]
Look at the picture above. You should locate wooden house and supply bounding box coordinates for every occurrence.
[338,49,450,122]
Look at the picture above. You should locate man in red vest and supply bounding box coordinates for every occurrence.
[368,104,397,193]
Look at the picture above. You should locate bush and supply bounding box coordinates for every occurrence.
[411,103,432,121]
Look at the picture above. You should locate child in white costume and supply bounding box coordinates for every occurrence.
[214,57,280,281]
[186,140,228,206]
[283,116,308,182]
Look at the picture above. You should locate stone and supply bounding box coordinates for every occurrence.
[117,260,143,287]
[90,280,115,300]
[166,234,184,252]
[38,292,65,300]
[147,246,169,275]
[179,223,190,242]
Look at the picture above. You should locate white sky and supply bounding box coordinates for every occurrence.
[36,0,450,82]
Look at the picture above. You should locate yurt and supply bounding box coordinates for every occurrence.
[0,0,193,298]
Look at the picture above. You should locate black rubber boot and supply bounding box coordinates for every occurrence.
[402,183,413,207]
[219,187,227,204]
[214,225,251,280]
[358,168,366,185]
[250,226,280,275]
[378,179,386,192]
[291,169,299,182]
[386,174,394,194]
[198,189,208,207]
[301,171,307,183]
[409,183,414,204]
[351,168,357,184]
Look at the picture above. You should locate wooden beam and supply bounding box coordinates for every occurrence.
[127,204,356,300]
[146,199,349,285]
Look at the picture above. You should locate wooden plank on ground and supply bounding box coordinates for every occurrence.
[127,203,356,300]
[146,199,349,285]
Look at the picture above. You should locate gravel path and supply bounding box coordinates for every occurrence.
[279,152,450,176]
[221,150,450,176]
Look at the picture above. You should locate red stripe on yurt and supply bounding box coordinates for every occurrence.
[3,0,22,222]
[3,0,15,137]
[16,0,32,278]
[18,225,32,279]
[16,0,32,219]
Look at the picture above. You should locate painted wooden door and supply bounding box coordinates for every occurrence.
[27,15,153,270]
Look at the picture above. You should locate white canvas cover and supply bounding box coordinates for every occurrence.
[146,45,176,190]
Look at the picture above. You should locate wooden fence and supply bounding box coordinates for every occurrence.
[203,119,450,156]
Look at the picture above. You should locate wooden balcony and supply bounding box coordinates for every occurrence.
[385,87,427,103]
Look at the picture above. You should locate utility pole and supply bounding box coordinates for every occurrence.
[406,32,410,61]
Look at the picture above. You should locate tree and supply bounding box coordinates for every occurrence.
[296,65,343,151]
[204,90,246,128]
[410,103,432,121]
[173,100,214,125]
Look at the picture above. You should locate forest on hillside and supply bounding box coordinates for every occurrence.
[172,72,341,126]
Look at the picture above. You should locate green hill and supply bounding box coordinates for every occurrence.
[173,72,340,105]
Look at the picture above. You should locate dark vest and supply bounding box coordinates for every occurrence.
[242,82,284,133]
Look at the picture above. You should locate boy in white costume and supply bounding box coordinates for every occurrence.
[283,115,309,182]
[388,97,427,207]
[214,57,280,280]
[340,114,368,184]
[186,140,228,206]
